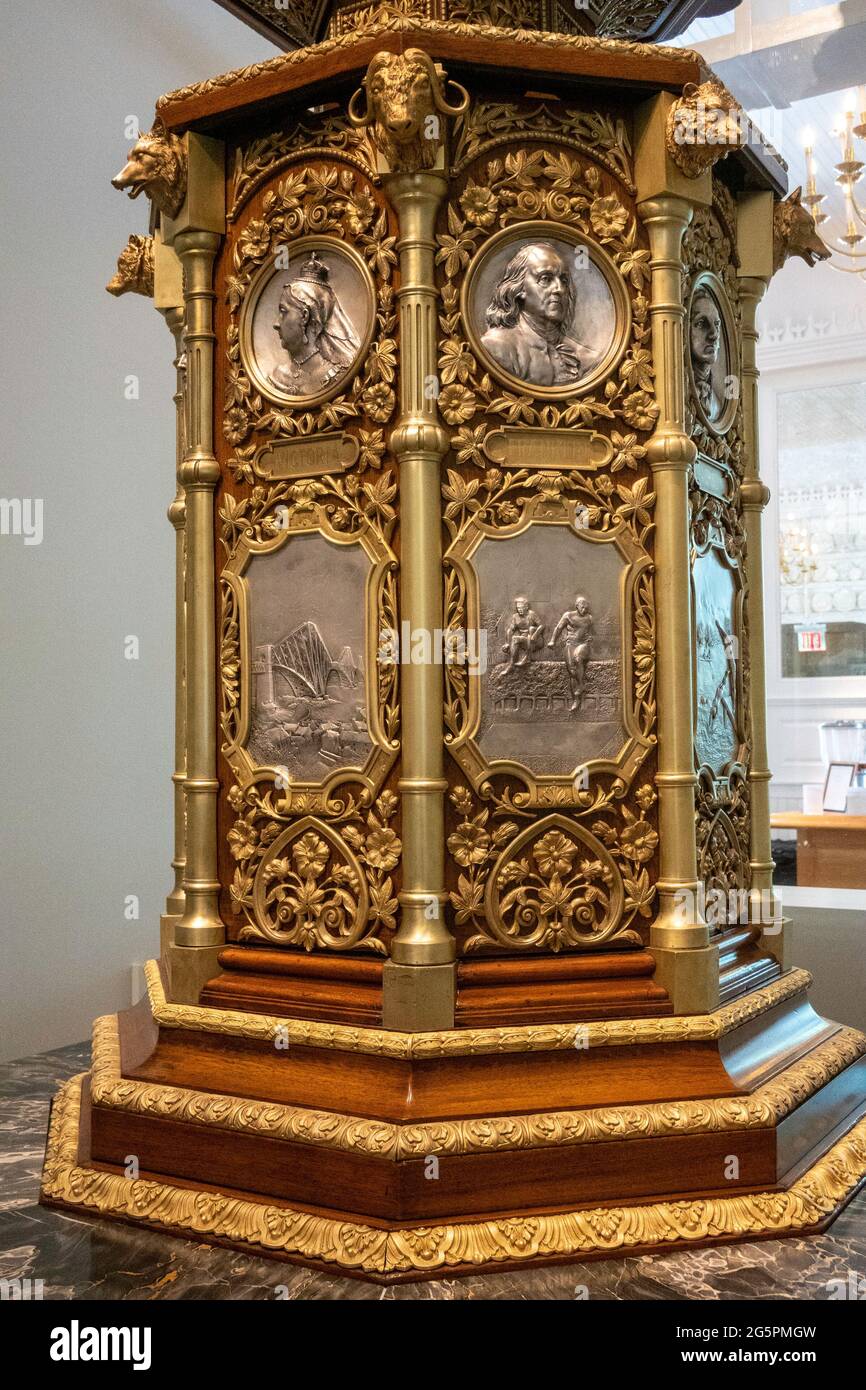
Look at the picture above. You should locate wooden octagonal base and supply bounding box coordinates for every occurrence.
[39,961,866,1283]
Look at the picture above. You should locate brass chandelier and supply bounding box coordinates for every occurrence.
[803,90,866,279]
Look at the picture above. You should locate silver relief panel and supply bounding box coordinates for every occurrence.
[694,547,739,774]
[246,532,371,781]
[462,222,630,400]
[240,237,376,408]
[474,527,625,776]
[687,274,736,435]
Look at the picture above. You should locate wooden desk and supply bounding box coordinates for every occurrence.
[771,812,866,890]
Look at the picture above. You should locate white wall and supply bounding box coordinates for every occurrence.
[0,0,275,1060]
[757,262,866,815]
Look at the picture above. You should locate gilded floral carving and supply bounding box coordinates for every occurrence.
[229,119,378,223]
[449,788,656,952]
[229,784,400,953]
[225,165,397,445]
[451,99,634,188]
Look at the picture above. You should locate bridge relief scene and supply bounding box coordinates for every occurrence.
[246,532,370,780]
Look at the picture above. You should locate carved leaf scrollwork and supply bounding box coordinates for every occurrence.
[230,785,400,954]
[225,165,397,447]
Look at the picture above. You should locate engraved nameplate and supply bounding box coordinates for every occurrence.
[694,454,733,500]
[254,432,360,480]
[483,427,613,471]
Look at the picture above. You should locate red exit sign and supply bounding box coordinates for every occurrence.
[797,628,827,653]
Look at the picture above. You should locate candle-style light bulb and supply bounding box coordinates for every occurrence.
[836,110,864,190]
[839,183,864,248]
[802,143,828,223]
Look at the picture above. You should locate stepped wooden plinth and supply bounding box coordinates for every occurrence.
[40,960,866,1282]
[200,945,675,1026]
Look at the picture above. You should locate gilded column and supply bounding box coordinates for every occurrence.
[161,133,227,1002]
[387,167,453,962]
[172,230,222,960]
[639,195,716,1008]
[635,93,718,1014]
[350,52,467,1028]
[737,191,784,964]
[163,303,187,924]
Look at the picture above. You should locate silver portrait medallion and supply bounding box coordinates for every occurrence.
[687,273,737,435]
[462,221,630,399]
[240,236,375,408]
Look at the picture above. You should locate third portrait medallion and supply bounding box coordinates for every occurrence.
[686,270,737,437]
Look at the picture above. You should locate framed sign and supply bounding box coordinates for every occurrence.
[822,761,855,813]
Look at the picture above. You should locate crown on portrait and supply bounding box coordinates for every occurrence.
[297,252,330,285]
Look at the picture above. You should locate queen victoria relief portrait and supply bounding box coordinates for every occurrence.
[687,273,736,434]
[463,222,629,398]
[240,238,376,407]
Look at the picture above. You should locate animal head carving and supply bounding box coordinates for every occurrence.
[667,77,743,179]
[348,49,468,173]
[111,120,187,220]
[772,187,831,274]
[106,234,155,298]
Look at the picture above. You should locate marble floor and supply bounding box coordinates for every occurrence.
[2,1041,864,1301]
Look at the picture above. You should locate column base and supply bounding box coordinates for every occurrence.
[759,920,790,971]
[159,914,179,956]
[649,943,720,1014]
[165,942,224,1004]
[382,960,456,1030]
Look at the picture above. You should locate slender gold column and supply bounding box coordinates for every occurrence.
[163,304,187,921]
[737,192,784,964]
[152,235,188,977]
[170,229,224,986]
[382,170,456,1029]
[638,194,717,1014]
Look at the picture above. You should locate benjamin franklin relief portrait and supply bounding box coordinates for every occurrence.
[688,277,734,432]
[465,225,625,397]
[242,240,375,405]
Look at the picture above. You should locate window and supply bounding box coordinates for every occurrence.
[777,380,866,679]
